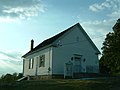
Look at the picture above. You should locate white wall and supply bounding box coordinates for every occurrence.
[23,25,99,76]
[23,47,52,76]
[52,26,99,74]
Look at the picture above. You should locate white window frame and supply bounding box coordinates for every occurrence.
[29,58,34,69]
[39,54,45,67]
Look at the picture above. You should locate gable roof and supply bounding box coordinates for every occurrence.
[22,23,78,57]
[22,23,100,58]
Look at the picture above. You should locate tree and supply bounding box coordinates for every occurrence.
[0,73,23,82]
[100,19,120,74]
[1,74,13,81]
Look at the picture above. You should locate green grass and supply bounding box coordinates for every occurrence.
[0,77,120,90]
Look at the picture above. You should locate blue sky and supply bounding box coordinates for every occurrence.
[0,0,119,76]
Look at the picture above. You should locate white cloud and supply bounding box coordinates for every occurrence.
[0,51,23,76]
[89,0,117,12]
[81,19,114,35]
[88,0,120,51]
[89,0,120,18]
[108,10,120,18]
[0,0,46,22]
[81,19,116,51]
[89,3,105,12]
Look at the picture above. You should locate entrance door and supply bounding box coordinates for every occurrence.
[73,55,82,73]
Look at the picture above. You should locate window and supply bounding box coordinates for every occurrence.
[39,54,45,67]
[29,58,34,69]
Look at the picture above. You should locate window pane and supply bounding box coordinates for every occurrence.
[29,58,34,69]
[39,54,45,67]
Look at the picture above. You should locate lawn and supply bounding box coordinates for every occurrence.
[0,77,120,90]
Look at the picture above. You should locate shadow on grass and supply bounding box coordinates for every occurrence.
[0,77,120,90]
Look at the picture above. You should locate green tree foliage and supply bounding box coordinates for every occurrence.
[0,73,23,82]
[100,19,120,74]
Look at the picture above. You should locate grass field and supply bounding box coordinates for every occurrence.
[0,77,120,90]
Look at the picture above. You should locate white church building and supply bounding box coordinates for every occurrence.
[22,23,100,79]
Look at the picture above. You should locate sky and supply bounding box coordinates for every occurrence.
[0,0,119,76]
